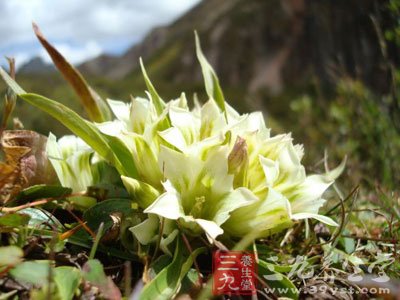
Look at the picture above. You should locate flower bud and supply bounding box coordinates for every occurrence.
[228,136,248,187]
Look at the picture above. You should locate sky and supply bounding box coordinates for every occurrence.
[0,0,201,68]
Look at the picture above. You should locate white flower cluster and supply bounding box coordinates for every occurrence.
[47,35,344,243]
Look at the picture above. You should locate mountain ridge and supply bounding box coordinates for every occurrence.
[14,0,399,124]
[78,0,396,101]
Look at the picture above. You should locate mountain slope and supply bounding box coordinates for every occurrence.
[6,0,398,136]
[79,0,397,108]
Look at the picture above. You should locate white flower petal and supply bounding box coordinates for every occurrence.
[46,133,93,192]
[96,120,125,136]
[290,174,333,214]
[107,99,130,124]
[225,102,241,121]
[158,127,187,151]
[294,144,304,161]
[130,97,153,133]
[244,112,268,133]
[57,135,90,156]
[200,99,227,138]
[120,132,162,188]
[169,92,189,110]
[158,146,203,193]
[223,188,292,237]
[279,142,301,170]
[213,187,258,226]
[195,219,224,240]
[169,106,200,145]
[325,156,347,181]
[144,182,185,220]
[259,155,279,186]
[129,214,159,245]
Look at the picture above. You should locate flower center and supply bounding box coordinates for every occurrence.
[189,196,206,218]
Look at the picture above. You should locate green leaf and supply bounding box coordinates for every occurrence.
[0,213,30,227]
[0,67,25,94]
[30,286,58,300]
[139,58,165,115]
[67,196,97,210]
[82,259,121,299]
[139,237,205,300]
[83,198,133,233]
[258,259,299,299]
[20,208,63,229]
[0,246,23,267]
[101,133,139,178]
[339,233,356,254]
[322,244,365,266]
[194,31,226,118]
[16,185,72,202]
[19,93,127,174]
[180,269,200,295]
[54,267,82,300]
[121,176,160,209]
[149,255,172,276]
[82,259,106,284]
[10,260,51,286]
[33,23,111,122]
[0,70,138,178]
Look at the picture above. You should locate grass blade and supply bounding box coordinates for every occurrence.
[89,222,104,260]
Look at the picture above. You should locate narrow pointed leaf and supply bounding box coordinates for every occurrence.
[195,31,226,118]
[0,67,25,94]
[33,22,111,122]
[291,212,338,226]
[139,237,205,300]
[139,58,165,115]
[20,93,131,175]
[0,68,137,178]
[258,259,299,299]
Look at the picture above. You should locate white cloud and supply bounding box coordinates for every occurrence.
[0,0,202,65]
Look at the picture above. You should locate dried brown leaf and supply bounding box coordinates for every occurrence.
[0,130,56,203]
[32,22,111,122]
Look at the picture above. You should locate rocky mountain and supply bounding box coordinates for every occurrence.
[18,56,54,74]
[78,0,398,107]
[11,0,398,136]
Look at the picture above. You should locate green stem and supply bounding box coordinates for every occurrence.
[89,222,104,260]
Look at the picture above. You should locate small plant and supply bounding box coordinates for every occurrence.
[2,25,398,300]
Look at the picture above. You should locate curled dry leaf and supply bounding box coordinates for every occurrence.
[101,212,123,243]
[0,130,56,203]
